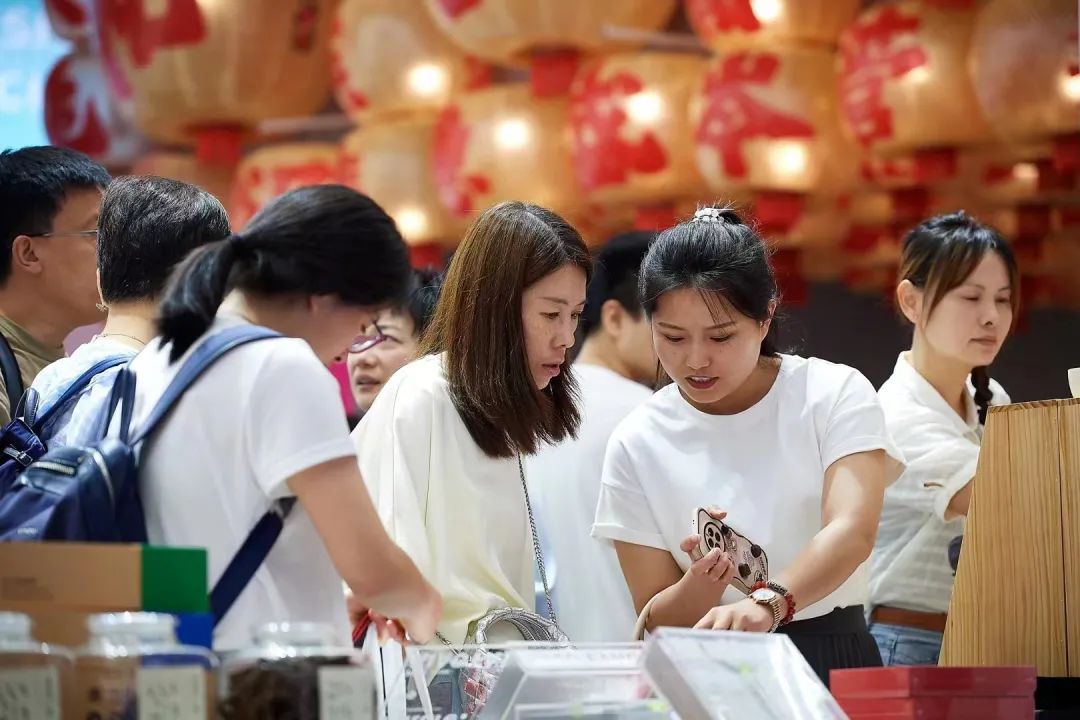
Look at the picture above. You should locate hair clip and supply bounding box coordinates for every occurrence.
[692,207,726,224]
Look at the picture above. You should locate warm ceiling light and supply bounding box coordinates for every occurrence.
[1012,163,1038,183]
[495,118,531,150]
[396,207,428,239]
[751,0,783,24]
[1061,72,1080,102]
[905,66,931,84]
[625,90,664,125]
[769,141,808,178]
[406,62,449,98]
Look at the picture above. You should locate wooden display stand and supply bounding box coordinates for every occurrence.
[941,398,1080,676]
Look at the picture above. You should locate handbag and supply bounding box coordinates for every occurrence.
[429,455,568,714]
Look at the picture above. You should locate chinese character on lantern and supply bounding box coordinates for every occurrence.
[433,105,491,217]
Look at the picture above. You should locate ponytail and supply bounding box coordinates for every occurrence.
[157,235,243,362]
[971,366,993,426]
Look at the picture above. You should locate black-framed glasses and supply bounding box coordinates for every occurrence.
[31,230,99,239]
[349,321,388,354]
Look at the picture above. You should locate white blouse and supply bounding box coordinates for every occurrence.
[352,354,534,645]
[593,355,904,621]
[869,352,1009,615]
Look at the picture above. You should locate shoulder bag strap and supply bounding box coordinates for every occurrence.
[0,331,24,412]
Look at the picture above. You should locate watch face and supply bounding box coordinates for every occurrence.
[751,588,777,602]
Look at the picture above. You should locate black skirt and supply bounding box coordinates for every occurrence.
[776,605,882,687]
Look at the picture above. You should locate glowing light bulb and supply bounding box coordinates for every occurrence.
[751,0,783,24]
[905,66,931,84]
[396,207,428,239]
[625,91,664,125]
[1061,72,1080,102]
[769,141,808,179]
[495,118,531,150]
[406,62,449,99]
[1012,163,1038,183]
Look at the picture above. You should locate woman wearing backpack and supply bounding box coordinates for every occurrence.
[126,185,442,650]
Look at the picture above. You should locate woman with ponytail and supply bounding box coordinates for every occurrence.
[869,211,1018,666]
[126,185,441,650]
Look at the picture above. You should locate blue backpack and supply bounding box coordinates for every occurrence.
[0,325,293,625]
[0,356,129,494]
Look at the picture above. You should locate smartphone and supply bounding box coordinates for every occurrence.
[689,507,768,595]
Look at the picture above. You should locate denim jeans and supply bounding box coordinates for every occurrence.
[869,622,943,666]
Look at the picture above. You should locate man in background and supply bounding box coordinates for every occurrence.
[527,231,657,642]
[0,146,110,423]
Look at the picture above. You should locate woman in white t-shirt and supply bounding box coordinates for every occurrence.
[593,207,903,684]
[129,185,441,650]
[354,201,591,648]
[869,212,1018,666]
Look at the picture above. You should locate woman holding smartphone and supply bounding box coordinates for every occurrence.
[592,207,904,683]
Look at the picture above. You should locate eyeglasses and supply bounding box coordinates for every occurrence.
[31,230,99,239]
[349,321,388,354]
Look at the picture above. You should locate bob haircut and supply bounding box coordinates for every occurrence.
[419,201,591,458]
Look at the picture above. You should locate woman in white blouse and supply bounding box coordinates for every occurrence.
[354,201,590,647]
[593,207,903,684]
[869,212,1018,665]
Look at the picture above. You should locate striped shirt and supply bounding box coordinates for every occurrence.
[868,353,1009,614]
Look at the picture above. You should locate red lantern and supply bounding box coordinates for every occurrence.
[44,52,142,168]
[230,143,343,230]
[423,0,677,66]
[970,0,1080,172]
[94,0,336,163]
[838,1,991,162]
[433,84,582,222]
[686,0,861,50]
[46,0,93,41]
[569,53,707,218]
[331,0,486,122]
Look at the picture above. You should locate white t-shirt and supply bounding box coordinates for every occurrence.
[127,316,356,651]
[526,364,652,642]
[592,354,904,622]
[869,352,1009,615]
[352,353,534,646]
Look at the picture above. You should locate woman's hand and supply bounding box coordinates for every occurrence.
[347,584,442,645]
[679,533,736,589]
[694,597,774,633]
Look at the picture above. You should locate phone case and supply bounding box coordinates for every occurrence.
[689,508,768,595]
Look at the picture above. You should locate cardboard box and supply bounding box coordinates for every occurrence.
[0,542,209,647]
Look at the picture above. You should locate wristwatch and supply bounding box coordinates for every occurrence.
[749,587,785,633]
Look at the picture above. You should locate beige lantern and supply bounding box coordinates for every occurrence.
[569,53,706,209]
[838,1,991,157]
[432,84,582,222]
[970,0,1079,167]
[129,152,234,208]
[95,0,336,161]
[230,143,343,230]
[44,52,142,169]
[340,119,457,247]
[691,47,857,197]
[685,0,861,51]
[331,0,485,123]
[422,0,676,66]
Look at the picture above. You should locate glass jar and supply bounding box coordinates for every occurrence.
[74,612,217,720]
[219,621,376,719]
[0,611,73,718]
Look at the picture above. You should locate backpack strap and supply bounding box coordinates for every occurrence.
[95,366,137,443]
[209,498,296,627]
[0,332,24,413]
[127,325,280,445]
[34,356,130,431]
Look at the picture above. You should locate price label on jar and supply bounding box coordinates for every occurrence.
[136,666,207,720]
[318,666,376,720]
[0,667,61,720]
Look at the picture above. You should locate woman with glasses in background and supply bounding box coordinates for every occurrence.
[346,269,443,421]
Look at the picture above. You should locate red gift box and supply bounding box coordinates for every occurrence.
[837,696,1034,720]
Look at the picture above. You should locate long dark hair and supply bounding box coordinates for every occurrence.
[418,201,591,459]
[158,184,411,361]
[639,206,781,357]
[899,211,1020,424]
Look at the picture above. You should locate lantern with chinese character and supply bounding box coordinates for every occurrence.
[691,47,857,231]
[44,52,142,168]
[423,0,676,66]
[685,0,861,51]
[46,0,93,41]
[432,84,581,222]
[230,143,343,230]
[95,0,336,163]
[569,53,706,220]
[838,1,991,165]
[970,0,1080,171]
[340,119,456,250]
[331,0,487,122]
[130,152,234,207]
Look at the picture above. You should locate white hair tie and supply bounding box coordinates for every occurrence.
[692,207,726,224]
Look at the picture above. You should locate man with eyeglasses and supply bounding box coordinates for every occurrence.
[0,146,110,424]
